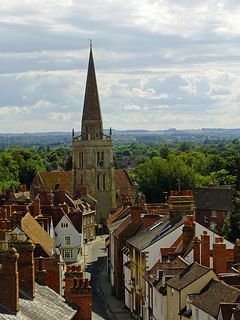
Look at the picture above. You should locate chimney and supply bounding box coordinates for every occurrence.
[12,238,35,299]
[0,241,19,312]
[36,257,47,286]
[64,266,92,320]
[32,195,41,217]
[0,207,11,231]
[201,231,210,268]
[77,186,88,196]
[193,237,200,264]
[64,265,83,301]
[46,191,54,206]
[122,195,132,207]
[130,206,142,224]
[213,236,227,274]
[143,214,160,229]
[11,211,23,228]
[182,215,195,246]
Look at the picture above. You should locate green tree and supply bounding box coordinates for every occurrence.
[224,192,240,242]
[136,156,196,202]
[0,152,19,190]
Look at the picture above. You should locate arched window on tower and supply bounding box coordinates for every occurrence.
[97,174,100,190]
[97,151,104,167]
[103,174,106,190]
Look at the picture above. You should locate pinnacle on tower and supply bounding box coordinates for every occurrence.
[81,42,103,140]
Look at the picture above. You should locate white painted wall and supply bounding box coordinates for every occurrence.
[143,224,184,269]
[152,285,167,320]
[124,264,131,309]
[110,232,115,288]
[195,222,234,249]
[55,215,83,263]
[191,304,215,320]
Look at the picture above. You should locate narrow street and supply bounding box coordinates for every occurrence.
[86,239,111,320]
[85,236,131,320]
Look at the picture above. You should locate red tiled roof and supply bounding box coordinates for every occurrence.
[38,171,72,193]
[115,169,134,189]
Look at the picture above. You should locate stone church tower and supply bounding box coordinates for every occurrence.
[72,45,116,223]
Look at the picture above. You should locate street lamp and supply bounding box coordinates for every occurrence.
[177,179,181,192]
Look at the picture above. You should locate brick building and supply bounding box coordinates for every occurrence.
[193,185,235,232]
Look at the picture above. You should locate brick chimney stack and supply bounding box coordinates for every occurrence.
[0,240,19,311]
[201,231,210,268]
[46,191,54,206]
[0,207,11,231]
[213,236,227,274]
[193,236,200,264]
[32,195,41,217]
[11,211,23,229]
[36,257,47,286]
[64,266,92,320]
[182,215,195,246]
[12,237,35,299]
[130,206,142,225]
[122,195,132,207]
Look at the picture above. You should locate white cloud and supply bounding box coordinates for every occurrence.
[0,1,240,131]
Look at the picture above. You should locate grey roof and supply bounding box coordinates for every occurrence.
[126,215,184,251]
[193,187,235,211]
[0,284,76,319]
[191,280,240,318]
[167,262,211,291]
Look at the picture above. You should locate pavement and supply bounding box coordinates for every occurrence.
[85,236,132,320]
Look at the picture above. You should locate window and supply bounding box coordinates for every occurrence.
[211,210,217,217]
[103,174,106,190]
[64,236,71,246]
[62,249,72,259]
[97,174,100,190]
[97,151,104,167]
[61,223,68,228]
[204,215,209,223]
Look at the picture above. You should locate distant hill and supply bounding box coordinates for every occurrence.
[1,128,240,148]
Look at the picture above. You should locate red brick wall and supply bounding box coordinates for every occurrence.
[13,240,35,299]
[0,248,19,311]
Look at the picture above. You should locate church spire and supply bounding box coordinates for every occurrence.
[81,42,103,140]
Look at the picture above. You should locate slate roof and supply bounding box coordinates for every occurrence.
[0,283,76,319]
[167,262,211,290]
[113,216,143,239]
[107,206,130,224]
[192,279,240,318]
[21,212,54,256]
[193,186,235,211]
[67,212,83,233]
[127,215,184,251]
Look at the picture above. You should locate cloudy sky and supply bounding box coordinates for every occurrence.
[0,0,240,132]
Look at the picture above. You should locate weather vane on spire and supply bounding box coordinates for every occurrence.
[89,38,93,49]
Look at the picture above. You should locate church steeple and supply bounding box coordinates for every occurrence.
[81,42,103,140]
